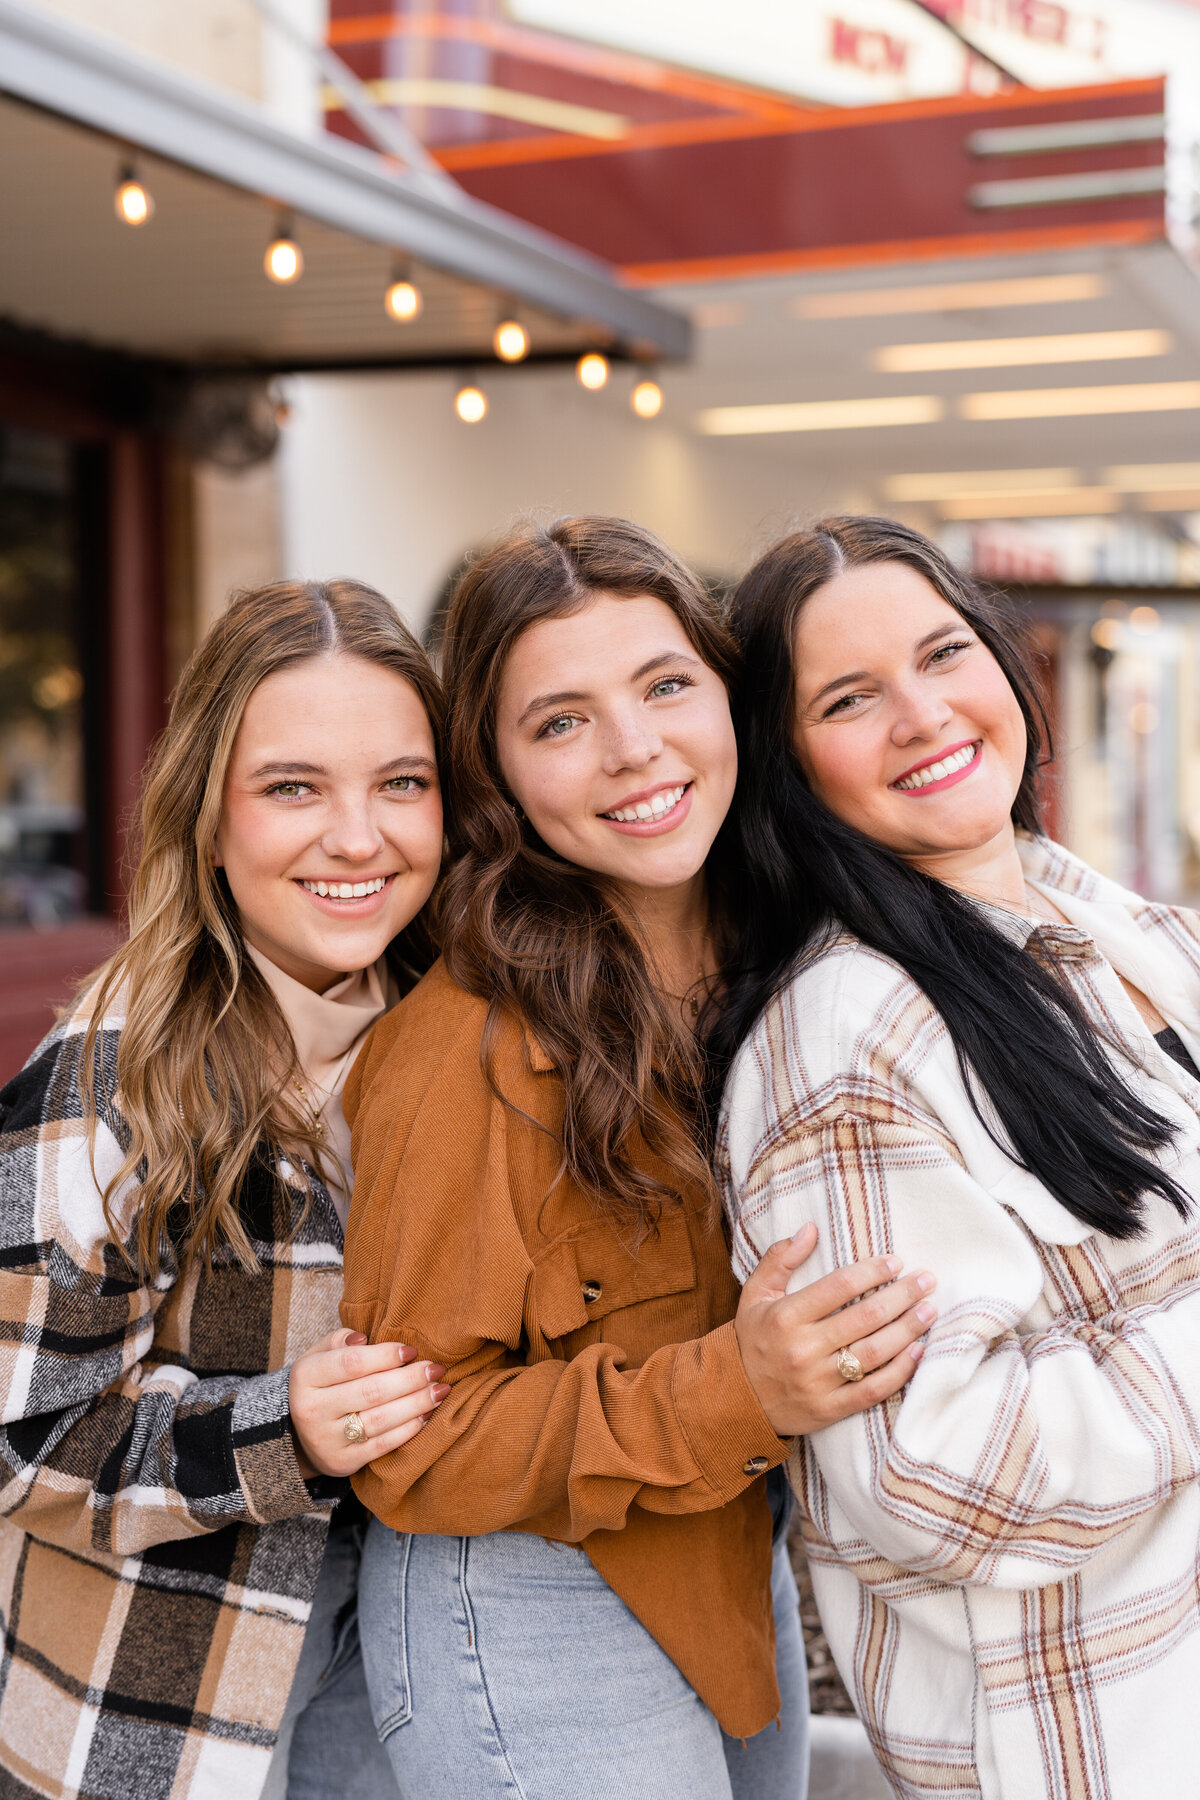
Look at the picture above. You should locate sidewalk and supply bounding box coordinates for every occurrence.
[809,1716,891,1800]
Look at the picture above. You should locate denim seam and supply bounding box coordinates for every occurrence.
[458,1536,531,1800]
[374,1530,414,1739]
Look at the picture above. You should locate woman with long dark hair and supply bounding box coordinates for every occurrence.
[341,517,936,1799]
[717,516,1200,1800]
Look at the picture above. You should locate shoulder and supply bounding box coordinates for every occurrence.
[721,933,948,1165]
[0,984,139,1268]
[346,958,543,1132]
[0,981,124,1138]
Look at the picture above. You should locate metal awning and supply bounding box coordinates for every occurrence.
[0,0,690,372]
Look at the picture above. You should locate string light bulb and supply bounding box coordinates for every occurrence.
[265,225,303,284]
[577,353,609,391]
[115,166,153,227]
[455,384,488,424]
[386,275,422,322]
[493,318,529,363]
[631,378,664,419]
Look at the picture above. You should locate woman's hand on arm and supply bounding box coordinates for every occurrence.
[734,1222,937,1437]
[288,1327,449,1477]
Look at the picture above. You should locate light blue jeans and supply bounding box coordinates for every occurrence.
[260,1516,402,1800]
[359,1517,809,1800]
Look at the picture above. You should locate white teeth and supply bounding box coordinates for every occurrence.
[300,875,388,899]
[895,743,978,792]
[603,784,686,823]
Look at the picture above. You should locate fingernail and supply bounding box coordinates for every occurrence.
[430,1382,451,1403]
[910,1341,925,1362]
[917,1272,936,1292]
[790,1224,812,1244]
[425,1363,445,1383]
[347,1332,368,1346]
[885,1256,902,1275]
[916,1301,937,1325]
[398,1345,418,1364]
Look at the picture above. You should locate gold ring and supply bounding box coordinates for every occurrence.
[836,1347,865,1384]
[342,1411,369,1444]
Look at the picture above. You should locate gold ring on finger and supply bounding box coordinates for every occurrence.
[342,1411,369,1445]
[836,1347,865,1384]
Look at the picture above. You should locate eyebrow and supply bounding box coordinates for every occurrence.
[516,650,702,728]
[247,755,437,780]
[807,624,963,707]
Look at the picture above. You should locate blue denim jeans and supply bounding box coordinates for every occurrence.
[260,1516,402,1800]
[359,1517,809,1800]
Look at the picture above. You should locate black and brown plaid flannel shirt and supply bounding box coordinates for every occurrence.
[0,992,347,1800]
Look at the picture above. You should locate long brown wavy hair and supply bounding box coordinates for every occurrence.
[80,579,445,1278]
[438,516,739,1229]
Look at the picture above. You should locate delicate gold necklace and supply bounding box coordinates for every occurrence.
[292,1077,326,1140]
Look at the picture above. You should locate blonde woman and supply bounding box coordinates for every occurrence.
[0,581,447,1800]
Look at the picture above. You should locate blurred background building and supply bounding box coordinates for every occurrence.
[3,0,1200,1082]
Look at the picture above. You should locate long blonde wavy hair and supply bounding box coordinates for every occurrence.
[80,579,444,1278]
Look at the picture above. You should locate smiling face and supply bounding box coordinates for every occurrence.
[214,653,442,992]
[494,592,737,903]
[790,561,1028,880]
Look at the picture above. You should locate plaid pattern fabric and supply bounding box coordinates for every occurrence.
[720,836,1200,1800]
[0,993,346,1800]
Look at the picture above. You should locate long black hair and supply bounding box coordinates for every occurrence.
[709,515,1187,1239]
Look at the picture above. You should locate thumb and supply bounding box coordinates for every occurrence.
[741,1223,819,1306]
[319,1326,367,1354]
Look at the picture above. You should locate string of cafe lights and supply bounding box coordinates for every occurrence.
[111,162,665,423]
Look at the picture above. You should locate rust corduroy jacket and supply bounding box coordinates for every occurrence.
[340,960,790,1737]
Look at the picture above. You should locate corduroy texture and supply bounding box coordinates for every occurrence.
[0,995,347,1800]
[722,836,1200,1800]
[341,960,788,1739]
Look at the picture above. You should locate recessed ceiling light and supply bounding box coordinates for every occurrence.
[959,382,1200,421]
[884,468,1078,501]
[873,329,1171,373]
[792,274,1107,320]
[695,396,943,435]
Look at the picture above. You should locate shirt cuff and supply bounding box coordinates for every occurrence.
[230,1367,325,1523]
[671,1320,792,1500]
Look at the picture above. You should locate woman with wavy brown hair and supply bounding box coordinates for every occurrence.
[0,579,449,1800]
[340,516,938,1800]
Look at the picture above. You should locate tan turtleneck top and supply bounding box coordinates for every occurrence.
[246,943,394,1225]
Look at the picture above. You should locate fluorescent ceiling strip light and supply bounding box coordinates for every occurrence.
[325,78,630,139]
[960,382,1200,421]
[939,489,1118,519]
[1138,490,1200,512]
[874,329,1170,373]
[695,396,943,435]
[968,114,1164,157]
[970,166,1166,209]
[885,468,1078,501]
[794,275,1107,320]
[1104,464,1200,490]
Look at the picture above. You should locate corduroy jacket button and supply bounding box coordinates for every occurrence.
[743,1456,770,1476]
[581,1279,602,1303]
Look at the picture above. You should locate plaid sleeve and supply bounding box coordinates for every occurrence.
[0,1019,316,1557]
[733,1105,1200,1588]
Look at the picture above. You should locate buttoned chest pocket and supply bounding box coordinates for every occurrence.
[530,1204,699,1358]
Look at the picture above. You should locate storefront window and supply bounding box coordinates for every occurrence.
[0,427,88,929]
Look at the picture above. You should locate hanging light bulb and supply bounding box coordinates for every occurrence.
[577,353,609,391]
[631,378,663,419]
[265,223,303,285]
[493,318,529,363]
[115,165,153,227]
[455,384,488,424]
[385,268,422,321]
